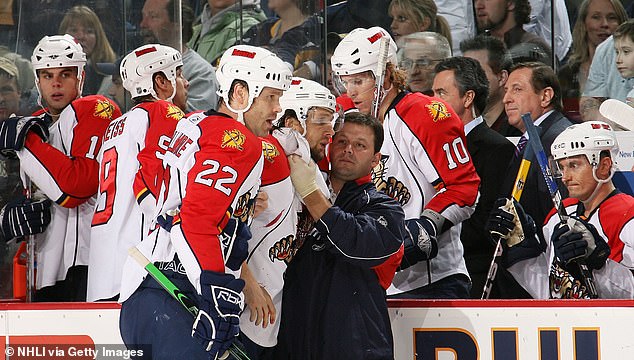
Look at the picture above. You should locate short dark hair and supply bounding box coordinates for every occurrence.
[337,112,384,153]
[510,61,562,112]
[435,57,489,115]
[460,35,512,74]
[614,19,634,44]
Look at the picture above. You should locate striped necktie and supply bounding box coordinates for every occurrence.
[515,136,528,158]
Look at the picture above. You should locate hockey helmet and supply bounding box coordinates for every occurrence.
[216,45,292,115]
[551,121,619,167]
[278,77,342,133]
[330,27,398,78]
[120,44,183,101]
[31,34,87,100]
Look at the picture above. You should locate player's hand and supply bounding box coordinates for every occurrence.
[243,279,276,328]
[0,116,49,154]
[193,271,244,357]
[0,196,52,242]
[253,191,268,218]
[552,217,610,270]
[399,216,438,270]
[218,218,250,271]
[486,198,535,246]
[288,154,318,199]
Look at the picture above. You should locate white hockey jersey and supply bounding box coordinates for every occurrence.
[88,100,184,301]
[508,193,634,299]
[119,110,264,302]
[18,95,120,289]
[377,92,480,295]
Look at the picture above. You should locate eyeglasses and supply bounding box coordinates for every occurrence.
[399,58,443,70]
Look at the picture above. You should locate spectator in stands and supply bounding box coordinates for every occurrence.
[389,0,452,47]
[243,0,321,74]
[140,0,218,112]
[558,0,626,122]
[474,0,553,67]
[59,5,117,97]
[0,46,36,115]
[460,35,520,137]
[0,58,21,121]
[188,0,266,65]
[326,0,393,34]
[614,20,634,107]
[432,57,516,299]
[526,0,573,63]
[397,32,451,95]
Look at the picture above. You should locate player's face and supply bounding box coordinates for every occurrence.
[340,71,375,115]
[557,155,596,201]
[245,87,283,137]
[330,122,380,182]
[615,37,634,79]
[503,67,547,132]
[65,22,97,57]
[433,70,467,120]
[37,67,80,115]
[0,74,20,121]
[140,0,172,44]
[390,4,425,43]
[474,0,509,32]
[304,107,336,162]
[172,67,189,112]
[464,49,505,102]
[585,0,620,48]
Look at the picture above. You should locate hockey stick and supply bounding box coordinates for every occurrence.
[481,139,533,299]
[128,247,251,360]
[371,35,390,118]
[598,99,634,131]
[521,113,599,298]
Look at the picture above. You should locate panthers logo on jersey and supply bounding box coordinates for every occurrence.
[372,155,411,205]
[166,104,185,121]
[221,129,246,151]
[232,191,256,223]
[426,100,451,122]
[94,99,116,119]
[549,261,590,299]
[269,234,296,264]
[262,140,280,163]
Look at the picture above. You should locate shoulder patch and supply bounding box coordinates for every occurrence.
[94,99,116,119]
[166,104,185,121]
[261,140,280,162]
[221,129,246,151]
[426,100,451,122]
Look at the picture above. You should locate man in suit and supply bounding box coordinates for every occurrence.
[485,62,573,298]
[432,57,520,298]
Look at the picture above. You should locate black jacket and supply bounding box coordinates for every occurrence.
[276,176,406,359]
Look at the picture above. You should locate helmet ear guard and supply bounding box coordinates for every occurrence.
[120,44,183,102]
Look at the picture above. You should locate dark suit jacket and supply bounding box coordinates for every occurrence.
[462,121,518,298]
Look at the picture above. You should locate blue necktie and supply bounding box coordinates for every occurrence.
[515,136,528,158]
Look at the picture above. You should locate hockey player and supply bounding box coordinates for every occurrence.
[239,77,337,357]
[0,34,121,301]
[488,121,634,299]
[118,44,291,359]
[331,27,480,298]
[88,44,188,302]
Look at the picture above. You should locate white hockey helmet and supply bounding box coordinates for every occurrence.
[279,77,340,131]
[31,34,87,101]
[551,121,619,166]
[216,45,292,116]
[330,27,398,78]
[120,44,183,102]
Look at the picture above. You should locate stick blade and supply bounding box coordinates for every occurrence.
[599,99,634,131]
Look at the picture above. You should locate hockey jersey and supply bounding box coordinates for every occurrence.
[119,110,264,301]
[377,92,480,295]
[18,95,121,289]
[509,192,634,299]
[88,100,184,301]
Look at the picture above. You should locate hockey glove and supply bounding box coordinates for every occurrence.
[487,198,535,246]
[0,196,52,242]
[193,271,245,358]
[288,155,319,199]
[398,216,438,270]
[0,116,49,154]
[552,217,610,271]
[218,218,250,271]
